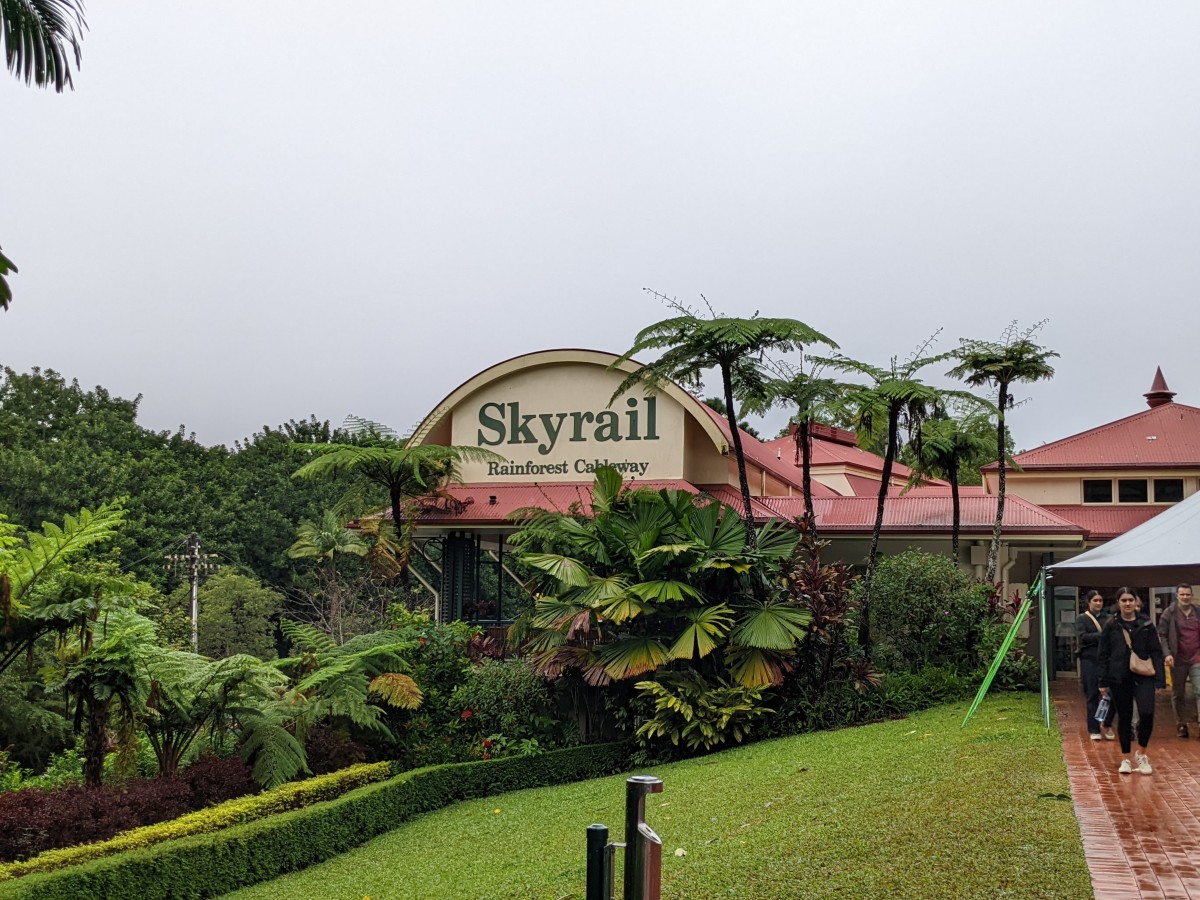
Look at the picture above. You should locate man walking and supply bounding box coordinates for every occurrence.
[1158,584,1200,738]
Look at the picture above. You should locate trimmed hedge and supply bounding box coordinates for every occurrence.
[0,762,393,881]
[0,742,630,899]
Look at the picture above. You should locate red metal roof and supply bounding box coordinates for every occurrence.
[990,402,1200,471]
[760,431,916,480]
[409,481,704,525]
[407,479,1086,539]
[1040,505,1167,541]
[693,485,787,519]
[696,405,845,496]
[758,494,1083,534]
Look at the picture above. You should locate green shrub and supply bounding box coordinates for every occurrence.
[766,666,976,737]
[451,658,566,751]
[976,621,1039,691]
[0,743,630,899]
[864,550,993,674]
[0,762,393,882]
[634,672,771,755]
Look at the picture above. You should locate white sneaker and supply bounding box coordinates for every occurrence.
[1136,752,1153,775]
[1102,727,1116,741]
[1090,733,1103,741]
[1118,758,1133,774]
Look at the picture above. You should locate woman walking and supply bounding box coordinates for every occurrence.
[1076,590,1115,741]
[1098,588,1165,774]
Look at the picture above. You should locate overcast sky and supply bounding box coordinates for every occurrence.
[3,3,1198,452]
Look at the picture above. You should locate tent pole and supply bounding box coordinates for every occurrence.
[1039,568,1051,729]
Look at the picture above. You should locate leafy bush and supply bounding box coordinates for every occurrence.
[451,658,566,752]
[303,728,368,775]
[0,756,256,863]
[0,754,22,794]
[766,666,975,737]
[976,621,1039,691]
[863,550,993,674]
[633,672,771,756]
[1,742,631,898]
[378,612,478,767]
[0,761,393,882]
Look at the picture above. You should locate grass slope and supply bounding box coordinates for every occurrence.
[227,695,1090,899]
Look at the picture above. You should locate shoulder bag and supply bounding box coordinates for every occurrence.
[1123,628,1156,677]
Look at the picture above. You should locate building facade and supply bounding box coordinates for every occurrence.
[402,349,1152,647]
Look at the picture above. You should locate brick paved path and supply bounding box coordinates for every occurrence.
[1054,679,1200,898]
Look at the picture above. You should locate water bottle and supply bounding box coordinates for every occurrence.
[1096,695,1111,723]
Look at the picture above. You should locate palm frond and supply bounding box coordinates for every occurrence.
[726,647,789,688]
[626,579,702,604]
[596,636,670,681]
[279,619,337,654]
[368,672,423,709]
[731,601,812,651]
[1,0,86,92]
[668,604,735,660]
[519,553,594,587]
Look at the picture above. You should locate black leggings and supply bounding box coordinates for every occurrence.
[1113,675,1156,754]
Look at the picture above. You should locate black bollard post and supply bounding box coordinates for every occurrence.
[586,823,611,900]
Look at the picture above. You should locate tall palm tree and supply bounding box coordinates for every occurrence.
[902,404,996,560]
[748,363,848,532]
[611,292,836,544]
[949,322,1058,582]
[2,0,85,91]
[817,339,974,654]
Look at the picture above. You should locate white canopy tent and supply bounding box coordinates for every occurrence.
[1047,490,1200,587]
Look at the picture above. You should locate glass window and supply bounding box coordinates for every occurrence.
[1155,479,1184,503]
[1118,479,1149,503]
[1083,480,1112,503]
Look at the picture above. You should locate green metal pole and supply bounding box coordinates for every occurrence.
[1038,571,1051,729]
[961,573,1043,728]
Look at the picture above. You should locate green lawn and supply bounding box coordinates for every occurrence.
[227,695,1090,900]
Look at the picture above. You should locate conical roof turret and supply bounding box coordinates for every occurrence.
[1144,367,1176,408]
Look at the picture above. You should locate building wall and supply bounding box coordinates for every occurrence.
[448,361,695,482]
[1003,469,1200,505]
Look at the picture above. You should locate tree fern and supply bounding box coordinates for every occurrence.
[369,672,422,709]
[279,618,337,654]
[1,501,125,610]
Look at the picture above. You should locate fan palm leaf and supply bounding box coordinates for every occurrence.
[596,636,671,681]
[726,646,789,688]
[731,601,812,651]
[668,604,735,661]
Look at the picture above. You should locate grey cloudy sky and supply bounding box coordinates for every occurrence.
[3,3,1198,451]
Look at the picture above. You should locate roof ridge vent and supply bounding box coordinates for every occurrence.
[1145,366,1176,408]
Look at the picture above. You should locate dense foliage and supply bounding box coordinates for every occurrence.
[862,550,994,673]
[0,367,349,590]
[0,755,254,863]
[1,743,631,899]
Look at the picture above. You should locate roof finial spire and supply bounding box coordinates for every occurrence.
[1145,367,1176,408]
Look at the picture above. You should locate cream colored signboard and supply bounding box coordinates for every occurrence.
[449,362,687,482]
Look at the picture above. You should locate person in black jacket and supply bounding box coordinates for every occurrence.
[1076,590,1115,741]
[1098,588,1166,774]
